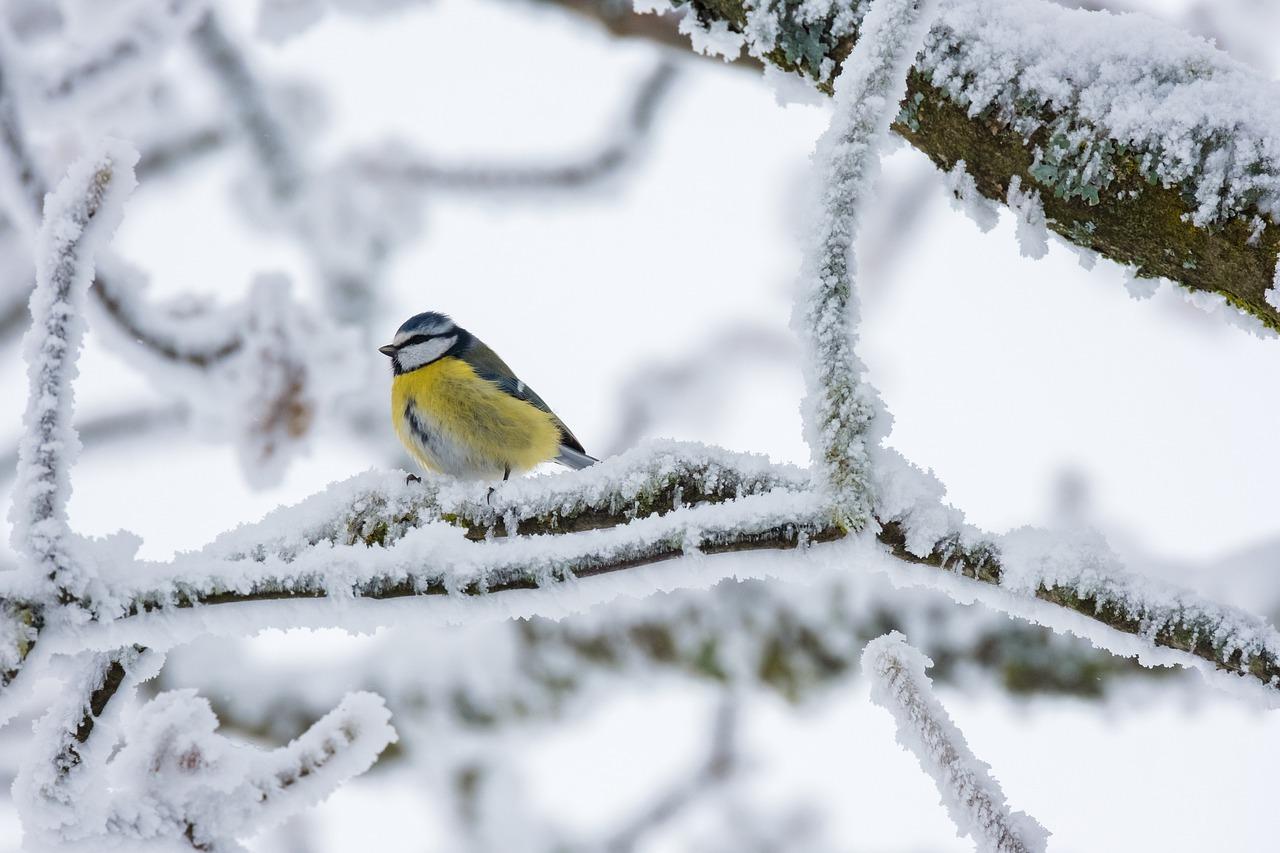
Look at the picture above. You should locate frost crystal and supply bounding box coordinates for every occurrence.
[1266,258,1280,313]
[944,160,998,233]
[794,0,938,528]
[1005,176,1048,260]
[863,632,1049,853]
[677,5,745,61]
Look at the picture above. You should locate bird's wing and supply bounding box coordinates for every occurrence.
[461,340,589,455]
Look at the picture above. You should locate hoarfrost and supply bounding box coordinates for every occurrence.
[1266,258,1280,313]
[793,0,938,528]
[10,141,136,609]
[943,160,998,233]
[677,5,745,62]
[1005,176,1048,260]
[862,632,1050,853]
[920,0,1280,227]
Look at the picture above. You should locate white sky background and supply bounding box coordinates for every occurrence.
[1,0,1279,850]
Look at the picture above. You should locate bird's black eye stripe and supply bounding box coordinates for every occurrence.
[398,333,440,348]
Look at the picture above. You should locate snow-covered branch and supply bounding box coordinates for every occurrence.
[13,647,150,843]
[10,142,137,610]
[0,41,247,369]
[549,0,1280,330]
[0,442,1270,698]
[862,632,1049,853]
[795,0,936,529]
[14,646,396,850]
[29,0,211,113]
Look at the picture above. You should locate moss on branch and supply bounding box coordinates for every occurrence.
[543,0,1280,330]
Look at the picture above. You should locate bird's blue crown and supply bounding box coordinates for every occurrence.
[394,311,457,341]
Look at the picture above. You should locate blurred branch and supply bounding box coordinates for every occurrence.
[190,10,302,201]
[135,123,230,181]
[603,323,795,456]
[356,59,679,191]
[543,0,1280,331]
[31,0,211,110]
[604,692,738,852]
[14,645,396,850]
[0,403,187,482]
[0,43,246,367]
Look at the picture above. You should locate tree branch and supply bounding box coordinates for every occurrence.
[863,632,1049,853]
[11,143,137,609]
[354,59,679,192]
[545,0,1280,330]
[0,445,1265,697]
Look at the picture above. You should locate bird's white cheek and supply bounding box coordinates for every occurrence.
[396,336,456,371]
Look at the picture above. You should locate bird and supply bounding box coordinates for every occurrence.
[379,311,597,482]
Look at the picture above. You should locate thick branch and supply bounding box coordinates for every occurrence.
[547,0,1280,330]
[4,445,1263,696]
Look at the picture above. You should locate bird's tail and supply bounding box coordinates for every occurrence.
[556,445,598,470]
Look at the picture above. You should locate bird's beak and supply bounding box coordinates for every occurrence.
[378,344,398,357]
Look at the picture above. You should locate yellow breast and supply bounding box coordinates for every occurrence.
[391,357,562,479]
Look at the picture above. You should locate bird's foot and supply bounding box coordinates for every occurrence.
[405,473,422,485]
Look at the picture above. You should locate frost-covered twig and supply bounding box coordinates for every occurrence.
[356,60,678,192]
[862,632,1049,853]
[603,0,1280,328]
[14,645,396,849]
[10,142,137,609]
[104,690,396,849]
[13,646,150,841]
[794,0,936,529]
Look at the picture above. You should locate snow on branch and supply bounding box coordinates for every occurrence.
[608,0,1280,328]
[28,0,211,113]
[14,646,153,842]
[0,43,247,370]
[103,690,396,849]
[795,0,937,529]
[14,646,396,849]
[0,439,1268,701]
[10,141,137,609]
[862,632,1049,853]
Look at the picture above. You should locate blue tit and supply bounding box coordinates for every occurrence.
[379,311,597,481]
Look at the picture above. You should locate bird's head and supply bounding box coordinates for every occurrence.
[379,312,466,374]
